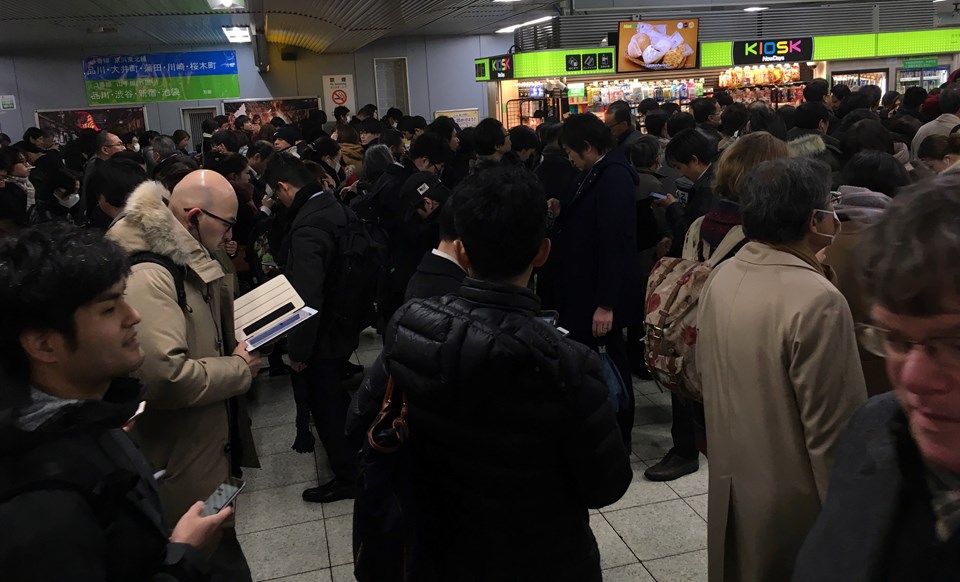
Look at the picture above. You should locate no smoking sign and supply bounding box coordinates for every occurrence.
[331,89,347,105]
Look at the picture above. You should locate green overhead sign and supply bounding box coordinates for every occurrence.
[477,27,960,79]
[474,48,617,81]
[903,56,940,69]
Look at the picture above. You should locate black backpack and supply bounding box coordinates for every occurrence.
[311,203,386,343]
[130,251,188,310]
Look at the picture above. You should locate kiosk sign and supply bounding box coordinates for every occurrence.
[733,37,813,64]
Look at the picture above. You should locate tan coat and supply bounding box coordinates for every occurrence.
[696,242,867,582]
[822,222,894,396]
[340,142,364,176]
[106,181,254,528]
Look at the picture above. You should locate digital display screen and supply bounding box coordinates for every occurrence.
[618,20,700,72]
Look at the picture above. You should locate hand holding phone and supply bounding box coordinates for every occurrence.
[170,500,234,549]
[200,477,246,517]
[649,192,667,200]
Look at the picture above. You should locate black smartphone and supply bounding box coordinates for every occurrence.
[538,310,560,327]
[649,192,667,200]
[200,477,246,517]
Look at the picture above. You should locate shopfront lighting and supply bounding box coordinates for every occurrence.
[743,6,769,11]
[222,25,252,43]
[208,0,245,9]
[496,15,556,34]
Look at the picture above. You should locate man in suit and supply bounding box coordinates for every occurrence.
[404,193,465,302]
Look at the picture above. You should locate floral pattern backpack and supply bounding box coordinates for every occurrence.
[643,226,745,402]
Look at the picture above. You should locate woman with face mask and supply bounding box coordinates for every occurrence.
[27,166,83,225]
[0,148,32,215]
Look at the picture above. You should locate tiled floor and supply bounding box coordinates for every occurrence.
[238,329,709,581]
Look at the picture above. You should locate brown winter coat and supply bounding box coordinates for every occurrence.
[696,242,867,582]
[340,142,364,176]
[106,181,256,528]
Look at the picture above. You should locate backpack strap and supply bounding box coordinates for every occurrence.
[682,216,705,261]
[705,226,746,268]
[130,251,188,311]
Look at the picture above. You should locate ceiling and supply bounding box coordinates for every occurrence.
[0,0,558,54]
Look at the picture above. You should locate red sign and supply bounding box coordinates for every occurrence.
[331,89,347,105]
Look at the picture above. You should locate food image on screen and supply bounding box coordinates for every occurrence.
[618,20,699,72]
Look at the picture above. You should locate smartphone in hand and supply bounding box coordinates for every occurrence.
[200,477,246,517]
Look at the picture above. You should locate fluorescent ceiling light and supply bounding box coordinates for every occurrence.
[496,15,555,33]
[208,0,245,9]
[222,25,252,43]
[743,6,769,11]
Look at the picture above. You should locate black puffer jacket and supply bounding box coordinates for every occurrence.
[0,375,207,580]
[381,278,632,581]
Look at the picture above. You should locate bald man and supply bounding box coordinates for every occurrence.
[106,171,260,581]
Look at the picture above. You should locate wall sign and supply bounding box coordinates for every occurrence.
[322,75,356,114]
[732,38,814,65]
[434,108,480,128]
[223,97,320,126]
[0,95,15,110]
[902,56,940,69]
[82,50,239,105]
[490,54,514,80]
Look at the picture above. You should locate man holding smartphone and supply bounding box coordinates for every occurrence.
[0,223,232,579]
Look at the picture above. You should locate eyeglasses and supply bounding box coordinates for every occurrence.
[183,207,236,228]
[856,323,960,368]
[829,191,843,205]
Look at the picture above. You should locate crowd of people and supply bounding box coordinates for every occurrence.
[0,77,959,581]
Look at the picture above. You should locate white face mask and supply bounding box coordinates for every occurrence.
[812,209,841,243]
[239,145,249,157]
[57,190,80,209]
[131,143,141,153]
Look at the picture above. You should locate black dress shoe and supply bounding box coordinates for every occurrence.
[302,479,357,504]
[643,449,699,482]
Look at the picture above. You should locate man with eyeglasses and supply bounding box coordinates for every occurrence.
[81,131,126,223]
[696,157,867,582]
[106,169,262,581]
[794,172,960,580]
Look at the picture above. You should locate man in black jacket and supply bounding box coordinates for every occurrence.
[264,154,360,503]
[0,223,230,580]
[793,173,960,581]
[556,113,641,449]
[354,166,631,581]
[403,181,463,303]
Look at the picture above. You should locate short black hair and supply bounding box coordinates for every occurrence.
[607,103,633,125]
[837,92,873,119]
[172,129,190,146]
[408,132,452,165]
[639,98,661,114]
[665,128,714,166]
[666,112,697,137]
[427,116,460,142]
[939,84,960,115]
[334,106,351,120]
[831,83,852,102]
[720,103,750,137]
[860,85,883,109]
[747,108,788,140]
[385,107,404,122]
[0,222,130,388]
[644,109,669,138]
[630,135,661,168]
[741,157,831,244]
[381,128,403,150]
[661,102,682,115]
[201,118,218,134]
[234,115,251,130]
[840,119,895,158]
[211,130,240,153]
[89,156,148,209]
[508,125,539,152]
[359,118,383,135]
[207,152,249,180]
[311,136,341,159]
[214,115,229,127]
[358,104,378,118]
[803,79,830,104]
[246,140,275,161]
[559,114,614,155]
[453,166,546,281]
[902,86,928,109]
[22,127,44,143]
[860,171,960,315]
[715,91,735,108]
[840,150,911,197]
[777,105,798,131]
[263,153,315,190]
[690,98,718,124]
[474,118,508,156]
[794,102,832,130]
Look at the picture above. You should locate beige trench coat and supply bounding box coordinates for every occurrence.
[107,181,255,528]
[696,242,867,582]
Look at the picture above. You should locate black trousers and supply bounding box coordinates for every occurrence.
[293,356,358,482]
[571,329,635,449]
[209,527,252,582]
[670,392,706,459]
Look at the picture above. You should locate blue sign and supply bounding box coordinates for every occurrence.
[83,50,238,81]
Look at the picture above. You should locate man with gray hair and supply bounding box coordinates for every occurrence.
[695,157,867,582]
[150,135,181,179]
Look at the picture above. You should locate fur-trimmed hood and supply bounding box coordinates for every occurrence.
[787,133,828,158]
[106,180,224,283]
